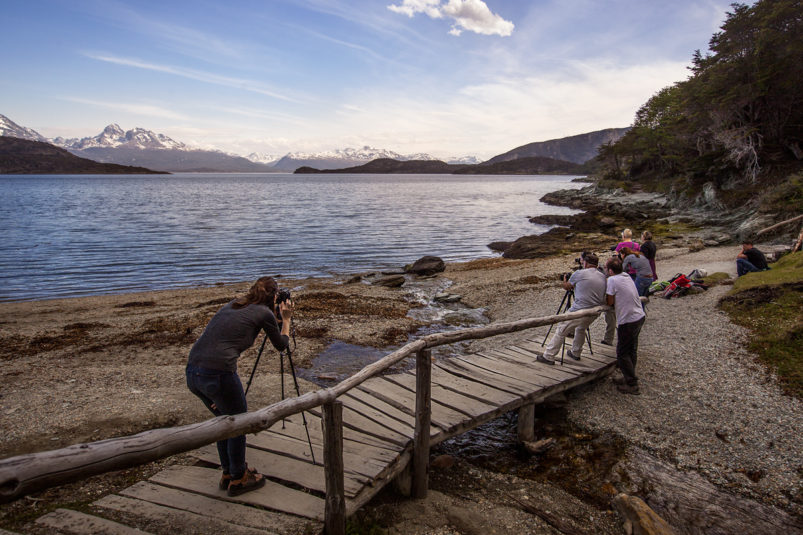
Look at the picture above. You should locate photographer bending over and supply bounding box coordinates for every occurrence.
[186,276,294,496]
[606,258,645,395]
[537,253,606,365]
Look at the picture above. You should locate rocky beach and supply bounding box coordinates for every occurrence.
[1,186,801,534]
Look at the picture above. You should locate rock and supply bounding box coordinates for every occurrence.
[446,506,500,535]
[688,239,705,252]
[503,228,614,259]
[433,293,461,303]
[523,438,555,454]
[487,241,512,253]
[612,493,677,535]
[599,216,617,227]
[431,454,455,469]
[406,256,445,276]
[373,275,406,287]
[345,275,362,284]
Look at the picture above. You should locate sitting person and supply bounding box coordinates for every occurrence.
[736,240,769,276]
[537,253,607,364]
[620,247,653,299]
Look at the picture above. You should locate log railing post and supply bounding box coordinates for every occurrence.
[517,402,535,442]
[322,400,345,535]
[412,348,431,499]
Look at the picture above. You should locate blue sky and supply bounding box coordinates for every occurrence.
[1,0,739,159]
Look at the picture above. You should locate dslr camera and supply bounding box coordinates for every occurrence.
[275,288,291,319]
[560,252,588,280]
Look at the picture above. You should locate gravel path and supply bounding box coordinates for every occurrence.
[565,246,802,513]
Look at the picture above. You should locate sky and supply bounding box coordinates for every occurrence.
[1,0,740,160]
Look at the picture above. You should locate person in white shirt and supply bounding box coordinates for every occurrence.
[605,257,646,395]
[537,253,607,365]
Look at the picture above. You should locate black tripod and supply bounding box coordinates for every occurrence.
[245,327,317,465]
[540,288,594,364]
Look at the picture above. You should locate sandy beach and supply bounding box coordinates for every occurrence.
[1,242,801,534]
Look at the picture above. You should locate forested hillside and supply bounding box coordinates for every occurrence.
[596,0,802,225]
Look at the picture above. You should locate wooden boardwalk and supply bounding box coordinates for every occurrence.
[33,335,618,534]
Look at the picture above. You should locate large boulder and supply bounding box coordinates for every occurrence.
[406,256,445,276]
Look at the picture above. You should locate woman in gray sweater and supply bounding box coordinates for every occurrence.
[186,276,293,496]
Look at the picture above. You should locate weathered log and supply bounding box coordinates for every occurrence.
[412,348,432,499]
[523,438,555,455]
[0,307,613,503]
[620,448,803,535]
[323,401,345,535]
[756,214,803,236]
[612,493,677,535]
[508,494,592,535]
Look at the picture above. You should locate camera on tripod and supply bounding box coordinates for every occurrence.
[275,288,291,319]
[560,252,588,280]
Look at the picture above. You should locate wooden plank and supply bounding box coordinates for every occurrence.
[343,389,435,435]
[340,392,415,434]
[307,405,410,447]
[480,349,582,380]
[385,373,499,418]
[456,353,560,387]
[434,358,535,396]
[192,444,364,497]
[149,465,325,521]
[246,430,386,479]
[94,494,270,535]
[411,368,520,407]
[497,346,602,373]
[35,508,153,535]
[358,378,465,432]
[512,341,615,367]
[270,411,402,453]
[116,480,308,533]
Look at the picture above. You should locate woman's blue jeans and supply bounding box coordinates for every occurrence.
[186,365,247,478]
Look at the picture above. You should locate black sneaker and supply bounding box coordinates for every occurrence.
[536,354,555,366]
[566,349,581,361]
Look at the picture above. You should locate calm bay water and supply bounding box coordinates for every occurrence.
[0,173,582,301]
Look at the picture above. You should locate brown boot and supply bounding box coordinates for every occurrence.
[227,467,266,496]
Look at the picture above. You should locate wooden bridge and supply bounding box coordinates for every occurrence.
[1,307,618,535]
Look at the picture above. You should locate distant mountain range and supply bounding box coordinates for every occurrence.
[296,155,588,175]
[0,137,164,174]
[0,113,628,174]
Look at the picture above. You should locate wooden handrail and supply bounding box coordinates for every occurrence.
[0,305,612,503]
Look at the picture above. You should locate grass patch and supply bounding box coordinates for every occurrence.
[701,272,731,287]
[718,252,803,398]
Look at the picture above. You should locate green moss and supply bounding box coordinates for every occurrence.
[647,221,702,238]
[719,252,803,398]
[757,172,803,213]
[701,272,730,286]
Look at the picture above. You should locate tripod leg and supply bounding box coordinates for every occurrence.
[586,328,594,355]
[542,290,570,346]
[280,352,286,429]
[245,333,269,396]
[286,351,317,465]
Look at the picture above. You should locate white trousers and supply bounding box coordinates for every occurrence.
[543,313,598,359]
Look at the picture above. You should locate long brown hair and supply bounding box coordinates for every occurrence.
[619,246,642,257]
[232,276,278,309]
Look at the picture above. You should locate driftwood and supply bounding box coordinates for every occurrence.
[508,494,593,535]
[794,224,803,252]
[0,306,611,503]
[523,438,555,455]
[612,493,677,535]
[620,448,803,535]
[756,214,803,236]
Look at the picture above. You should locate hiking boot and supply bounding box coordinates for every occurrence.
[219,473,232,491]
[617,383,640,395]
[599,339,613,346]
[566,349,580,361]
[227,467,266,497]
[536,354,555,366]
[612,376,627,386]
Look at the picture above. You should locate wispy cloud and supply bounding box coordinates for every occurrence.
[388,0,514,37]
[60,97,188,120]
[85,53,302,103]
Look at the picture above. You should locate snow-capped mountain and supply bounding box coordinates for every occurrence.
[447,155,483,165]
[270,145,438,171]
[246,152,282,165]
[53,124,189,151]
[0,114,49,142]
